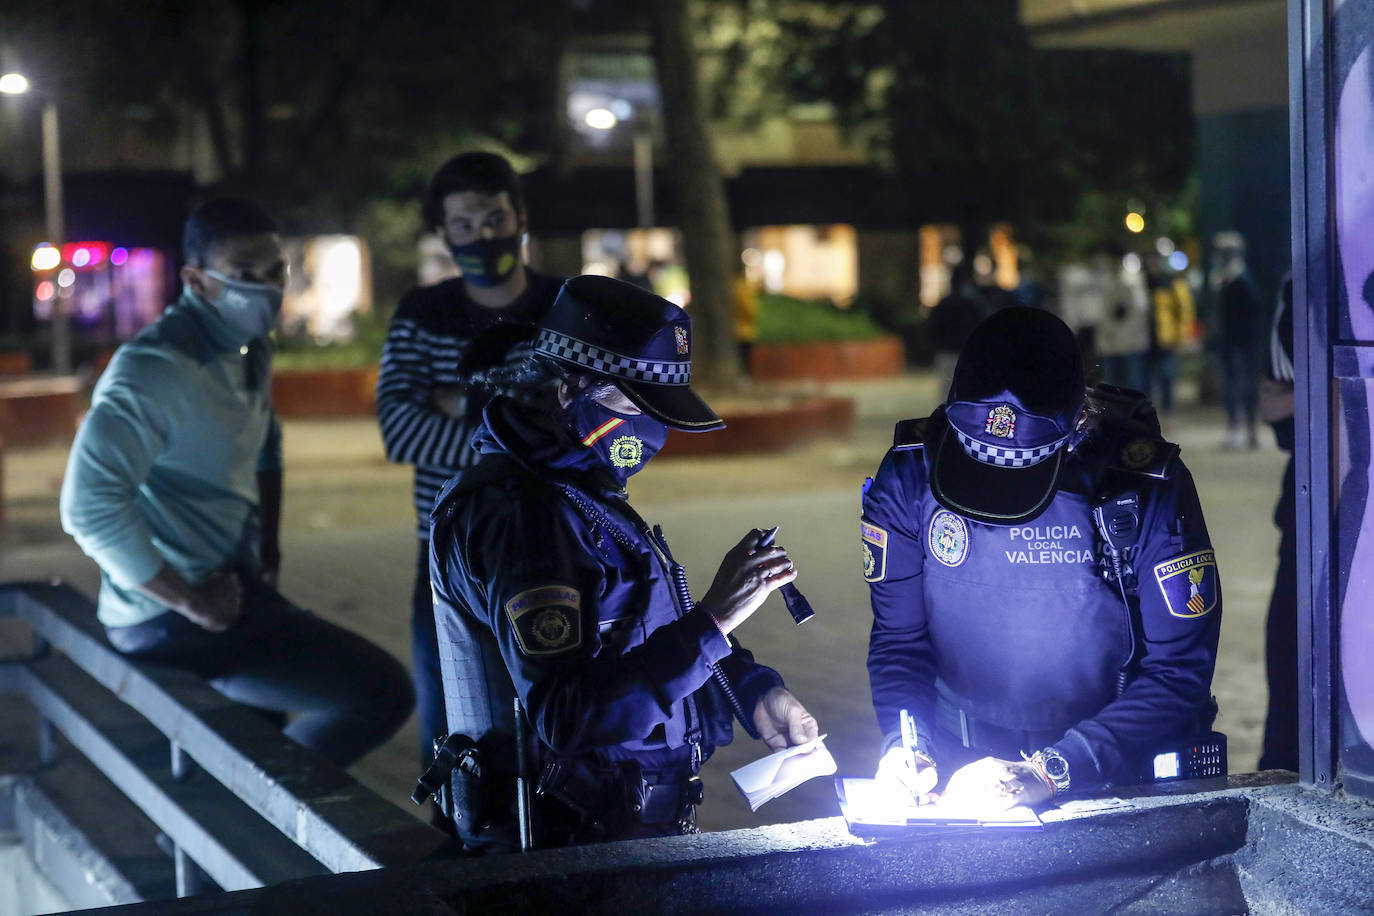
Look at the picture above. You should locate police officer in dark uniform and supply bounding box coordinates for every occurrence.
[427,275,819,849]
[863,307,1221,809]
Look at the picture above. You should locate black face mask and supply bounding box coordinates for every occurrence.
[567,395,669,486]
[448,234,522,288]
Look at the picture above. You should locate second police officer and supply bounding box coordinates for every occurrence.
[864,307,1222,808]
[427,276,820,849]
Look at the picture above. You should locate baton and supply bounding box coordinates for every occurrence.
[758,526,815,625]
[514,696,534,852]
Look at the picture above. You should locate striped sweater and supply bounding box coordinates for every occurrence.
[376,270,564,538]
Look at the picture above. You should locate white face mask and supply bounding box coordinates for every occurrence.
[203,269,283,340]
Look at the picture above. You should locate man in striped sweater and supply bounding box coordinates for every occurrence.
[376,152,564,773]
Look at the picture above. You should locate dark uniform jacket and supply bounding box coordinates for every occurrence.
[429,397,782,836]
[863,415,1222,790]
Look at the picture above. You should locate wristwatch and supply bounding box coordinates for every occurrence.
[1031,747,1071,795]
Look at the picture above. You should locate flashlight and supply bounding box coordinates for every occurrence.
[759,526,815,625]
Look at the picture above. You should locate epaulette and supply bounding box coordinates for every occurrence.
[1106,436,1180,480]
[893,417,930,451]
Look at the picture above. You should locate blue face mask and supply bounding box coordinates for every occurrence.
[203,269,283,341]
[567,395,668,486]
[448,233,522,288]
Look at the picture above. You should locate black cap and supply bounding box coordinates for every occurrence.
[534,275,725,432]
[928,308,1086,525]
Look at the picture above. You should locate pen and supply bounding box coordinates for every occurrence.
[900,708,922,805]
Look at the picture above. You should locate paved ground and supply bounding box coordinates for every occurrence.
[0,372,1287,834]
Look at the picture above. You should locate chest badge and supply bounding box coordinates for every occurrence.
[928,510,970,567]
[1121,438,1158,470]
[608,435,644,468]
[985,405,1016,439]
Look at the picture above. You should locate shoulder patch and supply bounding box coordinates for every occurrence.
[1110,438,1180,479]
[893,417,930,451]
[1153,550,1220,618]
[861,520,889,582]
[505,585,583,656]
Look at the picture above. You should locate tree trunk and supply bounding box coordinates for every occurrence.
[648,0,741,389]
[239,0,265,179]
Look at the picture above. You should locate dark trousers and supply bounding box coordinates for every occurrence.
[1260,453,1300,771]
[106,574,413,769]
[412,542,447,767]
[1220,342,1259,428]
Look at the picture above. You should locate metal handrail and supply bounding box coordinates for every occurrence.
[0,581,444,885]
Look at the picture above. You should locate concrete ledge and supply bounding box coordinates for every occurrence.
[168,777,1295,915]
[75,774,1374,915]
[1236,780,1374,913]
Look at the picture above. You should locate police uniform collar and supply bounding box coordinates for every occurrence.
[478,397,623,492]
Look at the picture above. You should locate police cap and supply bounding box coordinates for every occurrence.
[928,307,1085,525]
[534,275,725,432]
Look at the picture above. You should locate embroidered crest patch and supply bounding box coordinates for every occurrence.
[928,510,970,567]
[675,325,690,355]
[861,520,888,582]
[506,585,583,655]
[608,435,644,468]
[985,405,1016,439]
[1153,550,1220,619]
[1121,438,1158,470]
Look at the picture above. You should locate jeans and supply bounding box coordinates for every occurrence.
[105,574,413,769]
[412,541,447,767]
[1220,342,1259,428]
[1146,348,1179,413]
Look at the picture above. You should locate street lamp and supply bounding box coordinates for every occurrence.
[3,72,69,375]
[584,102,654,229]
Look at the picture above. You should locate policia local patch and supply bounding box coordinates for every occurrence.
[506,586,583,655]
[861,521,888,582]
[1153,550,1219,619]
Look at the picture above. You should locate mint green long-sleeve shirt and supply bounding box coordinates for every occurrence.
[60,291,282,627]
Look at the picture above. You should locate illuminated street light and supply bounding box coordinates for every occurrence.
[584,107,618,130]
[0,72,31,94]
[1125,212,1146,233]
[31,244,61,272]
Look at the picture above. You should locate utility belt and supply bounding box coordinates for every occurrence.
[537,756,704,838]
[935,694,1065,758]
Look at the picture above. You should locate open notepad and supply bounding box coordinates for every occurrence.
[730,735,837,811]
[836,777,1042,833]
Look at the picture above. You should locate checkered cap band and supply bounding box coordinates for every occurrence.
[953,428,1071,468]
[536,329,692,385]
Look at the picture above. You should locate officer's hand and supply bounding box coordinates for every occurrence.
[876,745,938,802]
[181,570,243,632]
[940,756,1053,812]
[699,529,796,635]
[752,687,819,752]
[431,385,465,418]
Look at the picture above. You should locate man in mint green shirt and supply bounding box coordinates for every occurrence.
[61,198,412,767]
